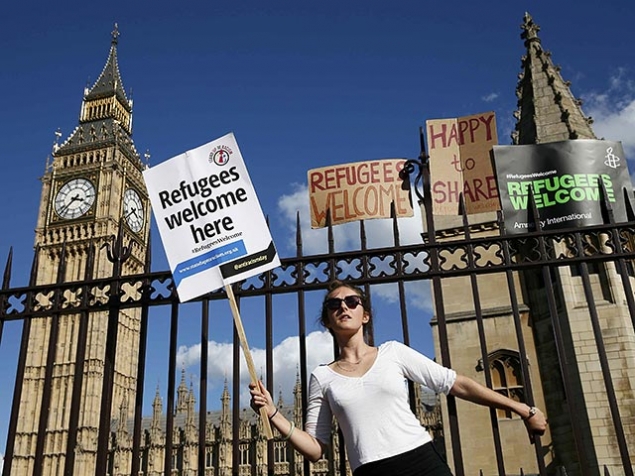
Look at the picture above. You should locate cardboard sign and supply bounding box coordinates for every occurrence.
[427,111,500,215]
[143,132,280,302]
[308,159,413,228]
[492,139,632,234]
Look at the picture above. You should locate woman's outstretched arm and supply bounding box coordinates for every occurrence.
[449,375,548,438]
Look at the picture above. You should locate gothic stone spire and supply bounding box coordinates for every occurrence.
[512,12,596,145]
[84,23,131,110]
[56,24,139,162]
[151,385,163,433]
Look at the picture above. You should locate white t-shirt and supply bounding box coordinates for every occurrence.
[305,340,456,471]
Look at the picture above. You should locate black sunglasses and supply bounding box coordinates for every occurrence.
[323,295,363,310]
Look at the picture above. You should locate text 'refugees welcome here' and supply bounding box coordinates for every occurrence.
[158,167,246,244]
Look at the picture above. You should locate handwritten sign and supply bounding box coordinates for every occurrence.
[143,132,280,302]
[427,111,500,215]
[308,159,413,228]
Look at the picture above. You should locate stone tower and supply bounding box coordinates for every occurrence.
[433,12,634,476]
[10,25,150,475]
[513,12,635,475]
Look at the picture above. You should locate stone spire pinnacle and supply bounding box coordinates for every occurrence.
[84,23,129,107]
[512,12,596,145]
[117,392,129,435]
[151,385,163,432]
[186,381,196,429]
[111,23,120,45]
[56,24,139,162]
[293,369,302,422]
[220,378,231,436]
[175,368,189,416]
[520,12,540,45]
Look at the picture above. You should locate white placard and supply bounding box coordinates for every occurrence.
[143,132,280,302]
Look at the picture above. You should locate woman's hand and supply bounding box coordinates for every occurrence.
[249,380,277,418]
[248,379,326,463]
[523,406,548,439]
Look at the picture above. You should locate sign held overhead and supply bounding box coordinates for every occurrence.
[143,132,280,302]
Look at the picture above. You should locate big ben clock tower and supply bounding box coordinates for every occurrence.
[11,25,149,476]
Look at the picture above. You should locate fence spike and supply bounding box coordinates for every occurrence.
[295,211,303,257]
[2,247,13,289]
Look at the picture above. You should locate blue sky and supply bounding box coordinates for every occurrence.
[1,0,635,462]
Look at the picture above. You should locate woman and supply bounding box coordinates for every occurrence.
[249,280,547,475]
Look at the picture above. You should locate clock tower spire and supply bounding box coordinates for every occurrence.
[11,26,150,476]
[34,22,149,276]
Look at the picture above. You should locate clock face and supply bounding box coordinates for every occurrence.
[54,178,96,219]
[123,188,145,233]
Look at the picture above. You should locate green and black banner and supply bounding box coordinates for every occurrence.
[492,140,632,234]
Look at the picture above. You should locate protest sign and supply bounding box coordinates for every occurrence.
[143,132,280,438]
[427,111,500,215]
[308,158,413,228]
[143,132,280,302]
[492,139,632,234]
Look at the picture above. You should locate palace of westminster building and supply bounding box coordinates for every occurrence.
[114,370,441,476]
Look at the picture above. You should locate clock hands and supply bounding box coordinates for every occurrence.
[58,193,85,216]
[123,190,144,232]
[124,207,138,219]
[124,205,143,232]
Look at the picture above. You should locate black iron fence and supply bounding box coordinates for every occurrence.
[1,156,634,476]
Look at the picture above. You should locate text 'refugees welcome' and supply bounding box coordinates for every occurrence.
[506,172,614,210]
[158,167,247,244]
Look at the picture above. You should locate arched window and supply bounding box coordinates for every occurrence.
[205,446,214,468]
[274,441,287,463]
[478,349,525,419]
[171,449,179,470]
[239,442,251,465]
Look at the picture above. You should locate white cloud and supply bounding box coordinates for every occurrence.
[481,92,499,103]
[608,67,635,92]
[372,280,433,313]
[405,281,434,313]
[583,68,635,158]
[177,330,334,407]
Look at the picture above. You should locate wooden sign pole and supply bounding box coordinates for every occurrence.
[225,284,274,440]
